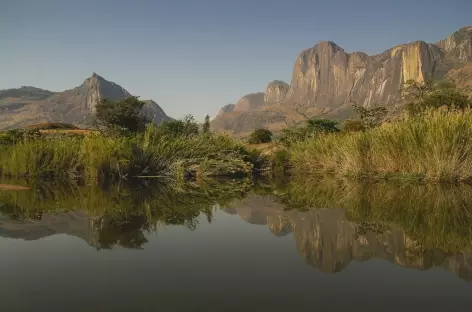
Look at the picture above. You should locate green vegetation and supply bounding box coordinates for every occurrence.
[290,109,472,182]
[203,114,211,134]
[286,81,472,182]
[0,99,259,181]
[0,179,252,249]
[95,96,148,135]
[403,80,472,116]
[278,118,340,147]
[149,115,199,138]
[248,128,273,144]
[352,104,388,129]
[24,122,78,130]
[279,175,472,252]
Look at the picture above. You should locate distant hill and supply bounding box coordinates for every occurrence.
[212,26,472,136]
[0,73,172,130]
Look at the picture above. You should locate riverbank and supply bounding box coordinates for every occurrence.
[0,126,259,181]
[289,110,472,183]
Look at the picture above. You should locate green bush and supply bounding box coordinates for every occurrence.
[95,96,148,134]
[403,80,472,116]
[278,118,340,147]
[248,129,273,144]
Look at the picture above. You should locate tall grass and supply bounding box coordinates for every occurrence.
[0,127,256,180]
[290,109,472,182]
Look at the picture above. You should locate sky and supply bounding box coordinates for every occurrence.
[1,0,471,120]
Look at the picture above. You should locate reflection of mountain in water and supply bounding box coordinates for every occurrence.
[0,212,149,250]
[222,194,472,281]
[0,211,96,243]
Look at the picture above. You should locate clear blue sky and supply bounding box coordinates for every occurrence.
[1,0,471,120]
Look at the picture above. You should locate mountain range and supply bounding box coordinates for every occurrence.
[0,73,171,130]
[212,26,472,135]
[1,26,471,133]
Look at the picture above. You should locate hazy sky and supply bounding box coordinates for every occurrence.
[1,0,471,120]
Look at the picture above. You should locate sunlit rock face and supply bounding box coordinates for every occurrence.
[265,80,289,105]
[437,26,472,62]
[285,40,443,111]
[234,93,266,112]
[212,26,472,134]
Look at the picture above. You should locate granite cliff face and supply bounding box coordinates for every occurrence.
[217,104,236,116]
[0,73,171,129]
[212,26,472,135]
[234,92,266,111]
[437,26,472,62]
[265,80,290,105]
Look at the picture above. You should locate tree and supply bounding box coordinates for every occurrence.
[353,104,387,129]
[402,79,472,116]
[203,114,211,134]
[248,129,273,144]
[152,115,199,138]
[95,96,148,134]
[306,119,340,136]
[278,118,340,147]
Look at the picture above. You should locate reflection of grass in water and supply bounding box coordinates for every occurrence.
[0,179,252,249]
[281,175,472,252]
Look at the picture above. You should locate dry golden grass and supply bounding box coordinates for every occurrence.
[290,109,472,182]
[0,184,31,191]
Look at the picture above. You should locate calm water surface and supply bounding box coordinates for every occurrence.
[1,179,472,311]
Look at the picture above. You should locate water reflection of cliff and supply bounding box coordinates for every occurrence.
[222,189,472,281]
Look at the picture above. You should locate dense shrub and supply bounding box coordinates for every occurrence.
[248,129,273,144]
[278,119,340,146]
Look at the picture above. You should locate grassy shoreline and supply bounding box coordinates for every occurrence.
[0,125,259,181]
[289,110,472,183]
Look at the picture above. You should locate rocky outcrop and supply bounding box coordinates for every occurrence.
[217,104,236,115]
[437,26,472,62]
[234,92,265,112]
[264,80,289,105]
[0,73,171,129]
[71,72,132,111]
[141,100,172,124]
[212,26,472,135]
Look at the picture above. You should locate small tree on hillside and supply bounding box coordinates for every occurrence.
[203,114,211,134]
[152,115,199,138]
[95,96,148,134]
[306,119,340,137]
[248,129,272,144]
[402,79,472,116]
[353,104,388,129]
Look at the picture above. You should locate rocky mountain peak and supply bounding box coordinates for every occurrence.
[437,26,472,61]
[218,104,236,116]
[265,80,289,105]
[75,73,131,111]
[0,73,172,130]
[212,26,472,135]
[234,92,266,112]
